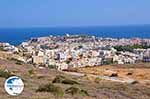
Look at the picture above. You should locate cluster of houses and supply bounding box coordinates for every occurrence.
[17,35,150,70]
[0,42,19,53]
[0,35,150,70]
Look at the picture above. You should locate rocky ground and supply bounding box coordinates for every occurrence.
[0,59,150,99]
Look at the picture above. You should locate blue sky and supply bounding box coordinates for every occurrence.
[0,0,150,27]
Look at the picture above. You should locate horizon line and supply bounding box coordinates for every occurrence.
[0,24,150,29]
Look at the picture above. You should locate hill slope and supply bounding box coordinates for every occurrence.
[0,59,150,99]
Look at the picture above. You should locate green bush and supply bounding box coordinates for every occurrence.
[36,83,64,97]
[48,65,56,69]
[52,75,80,85]
[15,61,23,65]
[113,44,150,52]
[80,89,89,96]
[65,86,80,95]
[94,77,102,83]
[0,47,4,51]
[28,69,34,75]
[114,45,133,52]
[0,69,13,78]
[52,75,66,83]
[65,86,89,96]
[62,79,79,85]
[65,60,71,64]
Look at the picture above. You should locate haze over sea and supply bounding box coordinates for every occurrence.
[0,25,150,45]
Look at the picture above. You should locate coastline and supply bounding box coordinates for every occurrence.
[1,25,150,45]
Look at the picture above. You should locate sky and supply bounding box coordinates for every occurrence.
[0,0,150,27]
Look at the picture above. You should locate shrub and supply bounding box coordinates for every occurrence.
[62,79,79,85]
[0,69,13,78]
[113,44,150,52]
[36,83,64,97]
[66,86,89,96]
[52,75,66,83]
[52,75,80,85]
[28,69,34,75]
[15,61,23,65]
[80,89,89,96]
[0,47,4,51]
[65,86,80,95]
[94,77,102,83]
[48,65,56,69]
[65,60,71,64]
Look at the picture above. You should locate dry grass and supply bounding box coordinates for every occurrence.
[77,63,150,81]
[0,59,150,99]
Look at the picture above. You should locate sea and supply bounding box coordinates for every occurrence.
[0,25,150,46]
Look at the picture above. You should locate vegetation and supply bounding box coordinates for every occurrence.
[52,75,66,83]
[114,44,150,52]
[62,79,79,85]
[28,69,34,75]
[80,89,89,96]
[114,45,134,52]
[0,46,4,51]
[94,77,102,83]
[65,86,89,96]
[103,59,113,65]
[40,45,50,49]
[48,64,56,69]
[36,83,64,97]
[65,60,71,64]
[13,51,19,55]
[0,69,13,78]
[65,86,80,95]
[78,45,83,49]
[10,58,24,65]
[15,61,23,65]
[0,59,150,98]
[52,75,80,85]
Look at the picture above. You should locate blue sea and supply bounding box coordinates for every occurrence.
[0,25,150,45]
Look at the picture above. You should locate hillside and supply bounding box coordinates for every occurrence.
[0,59,150,99]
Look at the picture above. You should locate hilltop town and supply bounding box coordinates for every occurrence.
[0,34,150,70]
